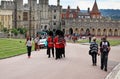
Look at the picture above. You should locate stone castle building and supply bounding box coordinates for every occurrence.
[0,10,12,30]
[0,0,120,36]
[61,0,120,36]
[0,0,62,36]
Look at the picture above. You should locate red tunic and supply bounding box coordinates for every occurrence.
[60,39,66,48]
[47,36,54,48]
[54,36,61,48]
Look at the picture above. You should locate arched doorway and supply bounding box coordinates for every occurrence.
[97,29,101,36]
[114,29,118,36]
[75,28,79,34]
[69,28,73,35]
[80,28,84,36]
[86,28,90,36]
[92,28,95,36]
[103,29,107,36]
[108,29,112,36]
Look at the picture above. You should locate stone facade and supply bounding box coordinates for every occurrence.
[0,10,12,30]
[61,0,120,36]
[0,0,120,36]
[63,19,120,36]
[0,0,61,36]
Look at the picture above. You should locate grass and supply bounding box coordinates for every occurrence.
[0,38,34,59]
[68,38,120,46]
[0,37,120,59]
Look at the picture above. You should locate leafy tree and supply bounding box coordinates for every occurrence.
[2,27,8,33]
[11,28,19,36]
[17,27,27,35]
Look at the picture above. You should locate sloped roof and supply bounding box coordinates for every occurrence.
[91,0,100,13]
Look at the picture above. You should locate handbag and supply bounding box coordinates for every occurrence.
[89,50,92,55]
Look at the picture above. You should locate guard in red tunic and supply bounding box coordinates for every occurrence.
[54,30,63,60]
[47,31,54,58]
[59,31,66,58]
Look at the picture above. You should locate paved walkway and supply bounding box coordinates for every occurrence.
[0,43,120,79]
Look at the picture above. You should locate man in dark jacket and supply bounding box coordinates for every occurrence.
[100,36,111,71]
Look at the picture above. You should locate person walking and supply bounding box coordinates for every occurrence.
[89,37,98,66]
[100,36,111,71]
[47,31,54,58]
[34,34,39,51]
[26,36,32,58]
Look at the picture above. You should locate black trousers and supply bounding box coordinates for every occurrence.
[55,48,61,59]
[101,52,108,69]
[60,48,65,58]
[27,46,32,57]
[47,47,54,58]
[91,53,97,64]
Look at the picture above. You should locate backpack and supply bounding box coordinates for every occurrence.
[102,42,108,52]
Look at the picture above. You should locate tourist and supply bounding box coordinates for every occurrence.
[89,37,98,66]
[26,36,32,58]
[100,36,111,71]
[34,34,39,51]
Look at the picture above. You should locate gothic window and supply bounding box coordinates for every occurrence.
[19,16,21,20]
[54,22,56,25]
[23,12,28,21]
[44,25,47,30]
[54,10,56,13]
[54,15,56,19]
[33,17,35,20]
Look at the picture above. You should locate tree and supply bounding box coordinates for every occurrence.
[11,28,19,36]
[17,27,27,35]
[2,27,8,33]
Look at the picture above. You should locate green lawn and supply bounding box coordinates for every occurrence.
[70,38,120,46]
[0,38,120,59]
[0,38,28,59]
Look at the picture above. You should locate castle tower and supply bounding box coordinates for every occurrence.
[15,0,23,10]
[90,0,101,19]
[28,0,37,9]
[57,0,60,6]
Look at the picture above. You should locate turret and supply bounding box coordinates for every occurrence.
[57,0,60,6]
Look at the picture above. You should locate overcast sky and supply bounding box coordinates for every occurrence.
[1,0,120,10]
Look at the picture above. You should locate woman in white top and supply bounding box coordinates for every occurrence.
[26,36,32,58]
